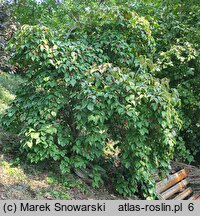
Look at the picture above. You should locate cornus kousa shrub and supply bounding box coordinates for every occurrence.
[1,11,181,198]
[78,63,181,197]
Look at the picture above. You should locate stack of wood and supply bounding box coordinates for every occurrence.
[171,161,200,194]
[156,168,200,200]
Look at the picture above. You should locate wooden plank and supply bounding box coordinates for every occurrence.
[156,169,189,194]
[188,194,200,200]
[196,196,200,200]
[160,179,188,200]
[173,187,193,200]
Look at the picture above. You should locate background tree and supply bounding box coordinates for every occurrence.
[135,0,200,162]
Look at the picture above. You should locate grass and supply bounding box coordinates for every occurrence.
[0,158,73,199]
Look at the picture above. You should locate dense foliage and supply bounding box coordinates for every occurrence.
[1,0,199,198]
[135,0,200,162]
[1,7,182,198]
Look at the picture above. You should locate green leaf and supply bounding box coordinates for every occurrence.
[87,103,94,111]
[51,111,57,117]
[30,132,40,139]
[70,79,76,87]
[26,141,33,148]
